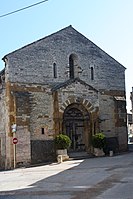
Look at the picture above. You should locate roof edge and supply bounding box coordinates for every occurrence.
[3,25,73,58]
[51,77,98,92]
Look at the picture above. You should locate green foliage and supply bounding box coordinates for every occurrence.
[92,133,106,149]
[55,134,71,149]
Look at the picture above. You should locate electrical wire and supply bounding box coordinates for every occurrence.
[0,0,48,18]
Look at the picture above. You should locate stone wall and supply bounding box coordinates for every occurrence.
[16,126,31,167]
[5,26,125,92]
[56,80,99,111]
[99,93,116,136]
[8,83,55,166]
[0,88,6,169]
[99,91,127,151]
[31,140,55,164]
[29,87,54,140]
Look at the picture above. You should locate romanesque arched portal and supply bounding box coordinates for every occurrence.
[63,103,90,152]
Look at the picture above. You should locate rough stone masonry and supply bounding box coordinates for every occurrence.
[0,25,128,169]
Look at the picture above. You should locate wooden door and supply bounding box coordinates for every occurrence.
[64,107,85,151]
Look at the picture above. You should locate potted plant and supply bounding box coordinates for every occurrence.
[92,133,106,156]
[54,134,71,162]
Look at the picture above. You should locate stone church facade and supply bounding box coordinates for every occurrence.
[0,26,128,169]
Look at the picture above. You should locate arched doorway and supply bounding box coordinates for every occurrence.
[63,103,90,152]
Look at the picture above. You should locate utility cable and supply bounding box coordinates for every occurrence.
[0,0,48,18]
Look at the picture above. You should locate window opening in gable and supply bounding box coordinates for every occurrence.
[69,54,78,79]
[53,63,57,78]
[91,67,94,80]
[69,55,74,79]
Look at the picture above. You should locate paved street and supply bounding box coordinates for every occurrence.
[0,151,133,199]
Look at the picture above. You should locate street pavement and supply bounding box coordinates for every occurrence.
[0,150,133,199]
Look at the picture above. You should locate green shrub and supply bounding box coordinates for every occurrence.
[55,134,71,149]
[92,133,106,149]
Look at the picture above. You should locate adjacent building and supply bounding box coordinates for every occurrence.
[128,88,133,142]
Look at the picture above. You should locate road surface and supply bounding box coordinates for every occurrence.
[0,151,133,199]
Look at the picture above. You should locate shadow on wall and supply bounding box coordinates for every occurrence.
[31,140,56,164]
[104,137,119,155]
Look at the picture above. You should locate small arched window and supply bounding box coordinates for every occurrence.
[53,63,57,78]
[69,54,78,79]
[69,55,74,79]
[91,66,94,80]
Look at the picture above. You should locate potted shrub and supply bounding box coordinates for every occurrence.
[54,134,71,162]
[92,133,106,156]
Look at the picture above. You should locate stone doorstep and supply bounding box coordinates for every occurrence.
[68,151,94,160]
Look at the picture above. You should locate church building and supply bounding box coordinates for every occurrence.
[0,25,128,169]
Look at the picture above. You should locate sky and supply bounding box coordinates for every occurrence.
[0,0,133,112]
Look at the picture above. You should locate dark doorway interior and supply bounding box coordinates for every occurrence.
[63,105,89,151]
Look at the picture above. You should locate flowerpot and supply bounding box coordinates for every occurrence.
[56,149,67,155]
[93,148,105,157]
[56,149,69,161]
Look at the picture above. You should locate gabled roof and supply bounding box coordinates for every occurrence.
[51,77,98,92]
[2,25,125,70]
[3,25,74,59]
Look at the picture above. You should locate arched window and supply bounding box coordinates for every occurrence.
[69,55,74,79]
[91,66,94,80]
[69,54,78,79]
[53,63,57,78]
